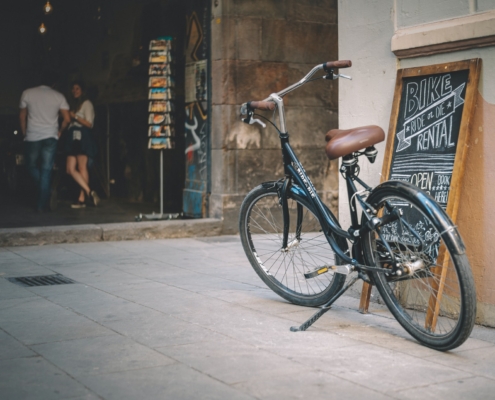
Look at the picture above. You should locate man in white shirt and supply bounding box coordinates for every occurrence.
[19,71,71,212]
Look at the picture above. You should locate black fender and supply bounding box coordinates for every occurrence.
[367,180,466,255]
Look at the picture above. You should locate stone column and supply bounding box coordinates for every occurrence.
[211,0,340,233]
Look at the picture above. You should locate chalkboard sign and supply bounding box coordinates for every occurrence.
[358,59,481,313]
[382,59,481,220]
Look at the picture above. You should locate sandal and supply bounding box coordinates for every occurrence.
[71,200,86,209]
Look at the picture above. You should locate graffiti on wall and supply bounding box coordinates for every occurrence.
[183,6,209,218]
[185,102,207,189]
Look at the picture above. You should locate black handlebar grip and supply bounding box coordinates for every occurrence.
[324,60,352,69]
[249,101,276,111]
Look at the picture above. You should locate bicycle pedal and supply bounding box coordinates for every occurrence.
[304,267,330,279]
[305,264,354,279]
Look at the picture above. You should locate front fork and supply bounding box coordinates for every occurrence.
[280,178,291,249]
[279,177,303,250]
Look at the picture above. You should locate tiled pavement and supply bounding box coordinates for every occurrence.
[1,235,494,399]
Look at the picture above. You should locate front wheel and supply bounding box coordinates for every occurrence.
[239,183,346,307]
[362,181,476,350]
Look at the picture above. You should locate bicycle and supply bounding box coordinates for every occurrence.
[238,60,476,351]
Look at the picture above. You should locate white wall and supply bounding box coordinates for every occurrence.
[338,0,396,228]
[338,0,495,225]
[338,0,495,322]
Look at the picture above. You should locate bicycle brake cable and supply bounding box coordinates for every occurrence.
[254,113,281,134]
[306,75,327,83]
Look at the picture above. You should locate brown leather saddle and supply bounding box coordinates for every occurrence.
[325,125,385,160]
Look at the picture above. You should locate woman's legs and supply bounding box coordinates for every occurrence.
[76,155,89,202]
[66,155,90,200]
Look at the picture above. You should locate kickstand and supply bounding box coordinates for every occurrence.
[290,275,360,332]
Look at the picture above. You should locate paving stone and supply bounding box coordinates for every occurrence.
[104,313,226,348]
[0,224,102,247]
[1,219,223,248]
[101,219,223,241]
[0,296,113,345]
[0,262,54,278]
[233,369,389,400]
[0,278,38,300]
[0,329,36,359]
[114,284,231,316]
[243,328,362,358]
[393,376,495,400]
[38,286,161,323]
[49,265,151,289]
[423,345,495,380]
[78,363,255,400]
[0,356,95,399]
[9,246,92,266]
[32,335,176,377]
[289,343,473,393]
[157,336,304,385]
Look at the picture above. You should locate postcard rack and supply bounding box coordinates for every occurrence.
[140,37,179,221]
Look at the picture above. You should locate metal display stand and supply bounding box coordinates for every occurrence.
[136,151,179,221]
[136,36,179,222]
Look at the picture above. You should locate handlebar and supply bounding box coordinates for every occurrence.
[324,60,352,69]
[248,101,276,111]
[241,60,352,129]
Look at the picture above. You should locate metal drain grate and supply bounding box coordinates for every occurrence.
[7,274,76,287]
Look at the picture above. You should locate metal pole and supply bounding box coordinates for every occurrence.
[106,104,110,197]
[160,149,163,216]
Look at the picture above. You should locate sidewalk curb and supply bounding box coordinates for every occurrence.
[0,218,223,247]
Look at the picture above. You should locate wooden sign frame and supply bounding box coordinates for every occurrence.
[359,58,482,313]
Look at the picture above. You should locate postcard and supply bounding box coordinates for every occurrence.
[148,113,165,125]
[149,51,168,63]
[149,77,167,88]
[149,87,166,100]
[149,39,171,51]
[148,137,174,150]
[149,64,170,76]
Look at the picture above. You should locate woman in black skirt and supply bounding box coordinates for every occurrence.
[65,81,99,208]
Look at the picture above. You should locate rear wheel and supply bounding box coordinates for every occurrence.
[363,182,476,350]
[239,183,346,306]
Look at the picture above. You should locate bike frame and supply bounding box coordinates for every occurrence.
[279,128,368,266]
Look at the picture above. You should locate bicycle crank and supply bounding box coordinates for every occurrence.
[304,264,354,279]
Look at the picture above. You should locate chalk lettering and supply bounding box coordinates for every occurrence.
[437,175,450,186]
[404,74,453,120]
[405,82,419,119]
[441,75,452,96]
[438,119,448,148]
[448,115,455,148]
[435,191,449,204]
[428,75,441,103]
[435,103,444,118]
[410,172,434,191]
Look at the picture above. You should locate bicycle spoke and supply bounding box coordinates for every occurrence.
[242,189,343,300]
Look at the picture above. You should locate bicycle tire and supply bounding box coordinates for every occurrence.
[362,181,476,350]
[239,183,346,306]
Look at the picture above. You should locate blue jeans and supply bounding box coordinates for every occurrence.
[25,138,58,211]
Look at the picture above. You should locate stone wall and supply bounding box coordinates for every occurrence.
[210,0,340,233]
